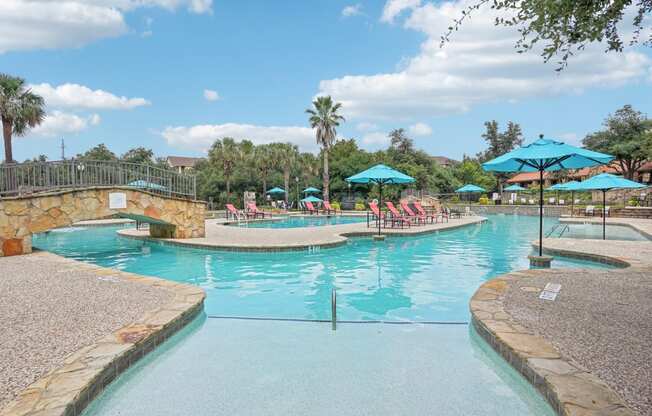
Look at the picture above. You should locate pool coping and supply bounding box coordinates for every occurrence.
[115,216,487,252]
[0,254,206,416]
[559,217,652,240]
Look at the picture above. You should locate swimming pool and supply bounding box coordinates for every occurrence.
[33,215,612,415]
[228,214,366,228]
[549,222,650,241]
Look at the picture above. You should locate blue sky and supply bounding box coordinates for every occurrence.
[1,0,651,162]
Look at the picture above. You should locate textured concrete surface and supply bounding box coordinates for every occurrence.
[504,268,652,416]
[118,215,486,251]
[559,217,652,239]
[0,252,173,409]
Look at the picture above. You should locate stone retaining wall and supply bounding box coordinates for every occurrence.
[0,187,206,256]
[449,204,567,217]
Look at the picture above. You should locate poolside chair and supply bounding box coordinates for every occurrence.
[559,199,565,205]
[446,207,461,219]
[412,201,440,223]
[305,201,319,215]
[322,201,340,215]
[603,206,610,217]
[368,202,386,228]
[548,197,555,205]
[585,205,595,216]
[528,199,535,205]
[226,203,250,220]
[400,201,428,224]
[246,202,269,219]
[520,197,527,204]
[574,199,580,204]
[384,202,412,228]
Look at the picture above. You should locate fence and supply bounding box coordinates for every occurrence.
[0,159,196,200]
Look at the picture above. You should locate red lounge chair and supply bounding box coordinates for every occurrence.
[322,201,339,215]
[414,201,445,223]
[246,202,269,219]
[400,201,430,224]
[368,202,386,228]
[225,203,249,220]
[305,201,319,215]
[384,202,412,228]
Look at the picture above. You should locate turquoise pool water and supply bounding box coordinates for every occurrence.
[551,222,650,241]
[33,215,613,415]
[229,214,366,228]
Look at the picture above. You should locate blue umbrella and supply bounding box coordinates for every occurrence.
[346,164,415,235]
[546,181,581,217]
[266,187,286,194]
[504,184,526,191]
[301,195,323,203]
[128,180,167,191]
[483,137,614,256]
[302,186,321,194]
[573,173,646,239]
[455,184,486,193]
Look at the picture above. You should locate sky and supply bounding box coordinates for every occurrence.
[1,0,651,162]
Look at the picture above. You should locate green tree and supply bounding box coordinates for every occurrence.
[207,137,242,200]
[121,147,154,164]
[443,1,652,68]
[477,120,523,191]
[271,142,299,205]
[583,105,652,179]
[77,144,117,161]
[253,144,276,200]
[0,74,45,163]
[453,158,496,191]
[306,96,345,202]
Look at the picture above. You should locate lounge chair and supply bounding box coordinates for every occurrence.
[603,206,610,217]
[528,199,535,205]
[322,201,339,215]
[585,205,595,216]
[559,199,565,205]
[384,202,412,228]
[410,201,439,224]
[399,201,428,224]
[368,202,386,228]
[549,197,555,205]
[226,203,250,220]
[246,202,269,219]
[447,207,461,219]
[305,201,319,215]
[520,197,527,204]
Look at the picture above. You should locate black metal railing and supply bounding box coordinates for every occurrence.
[0,159,196,199]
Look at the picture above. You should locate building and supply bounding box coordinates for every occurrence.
[505,172,553,188]
[166,156,203,174]
[431,156,458,168]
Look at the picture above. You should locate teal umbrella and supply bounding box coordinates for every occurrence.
[302,186,321,194]
[128,180,167,191]
[455,184,486,193]
[573,173,646,239]
[266,187,285,194]
[504,184,526,191]
[301,195,323,203]
[483,137,613,256]
[346,164,415,235]
[547,181,581,217]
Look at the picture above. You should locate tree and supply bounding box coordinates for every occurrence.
[477,120,523,162]
[452,158,496,192]
[306,96,345,202]
[253,144,276,200]
[122,147,154,164]
[77,144,117,161]
[0,74,45,163]
[207,137,242,201]
[583,105,652,179]
[443,1,652,69]
[271,142,299,205]
[389,128,414,156]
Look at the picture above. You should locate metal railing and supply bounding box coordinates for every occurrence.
[0,159,196,199]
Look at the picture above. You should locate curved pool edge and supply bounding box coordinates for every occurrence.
[115,216,488,252]
[0,255,206,416]
[470,273,636,416]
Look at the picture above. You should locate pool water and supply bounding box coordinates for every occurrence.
[33,215,613,416]
[229,214,366,228]
[552,222,650,241]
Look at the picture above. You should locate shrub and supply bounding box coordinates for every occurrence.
[628,198,639,207]
[451,195,460,203]
[331,201,341,210]
[478,196,489,205]
[355,202,366,211]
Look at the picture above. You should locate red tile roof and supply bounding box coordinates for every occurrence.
[506,172,551,183]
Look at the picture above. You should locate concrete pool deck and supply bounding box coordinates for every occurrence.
[0,252,205,416]
[472,217,652,416]
[117,215,486,251]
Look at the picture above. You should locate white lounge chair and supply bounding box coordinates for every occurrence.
[559,199,565,205]
[548,197,555,204]
[528,199,535,205]
[574,199,580,204]
[520,197,527,204]
[585,205,595,216]
[603,206,610,217]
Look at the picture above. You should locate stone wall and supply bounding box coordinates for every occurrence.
[0,187,205,256]
[448,204,568,217]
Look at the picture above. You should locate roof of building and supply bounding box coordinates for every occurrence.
[567,164,619,178]
[506,172,551,183]
[638,161,652,172]
[431,156,458,166]
[166,156,203,168]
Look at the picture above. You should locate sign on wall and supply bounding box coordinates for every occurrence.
[109,192,127,209]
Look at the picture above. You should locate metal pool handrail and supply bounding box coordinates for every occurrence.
[0,159,197,199]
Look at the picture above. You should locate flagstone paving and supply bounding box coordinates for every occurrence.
[0,251,205,416]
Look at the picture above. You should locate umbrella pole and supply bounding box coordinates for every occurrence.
[539,168,543,256]
[603,190,606,240]
[378,182,382,235]
[571,191,574,218]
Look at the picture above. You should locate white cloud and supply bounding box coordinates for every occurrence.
[161,123,317,152]
[558,132,581,145]
[203,89,220,101]
[31,111,101,137]
[0,0,213,53]
[356,122,378,132]
[342,4,362,17]
[409,122,432,136]
[318,0,652,120]
[361,131,389,147]
[381,0,421,23]
[30,83,150,110]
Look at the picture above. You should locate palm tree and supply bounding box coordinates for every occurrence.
[306,96,344,202]
[0,74,46,163]
[254,144,276,202]
[208,137,241,201]
[271,142,299,206]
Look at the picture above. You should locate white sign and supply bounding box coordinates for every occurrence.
[539,291,558,301]
[544,283,562,293]
[109,192,127,209]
